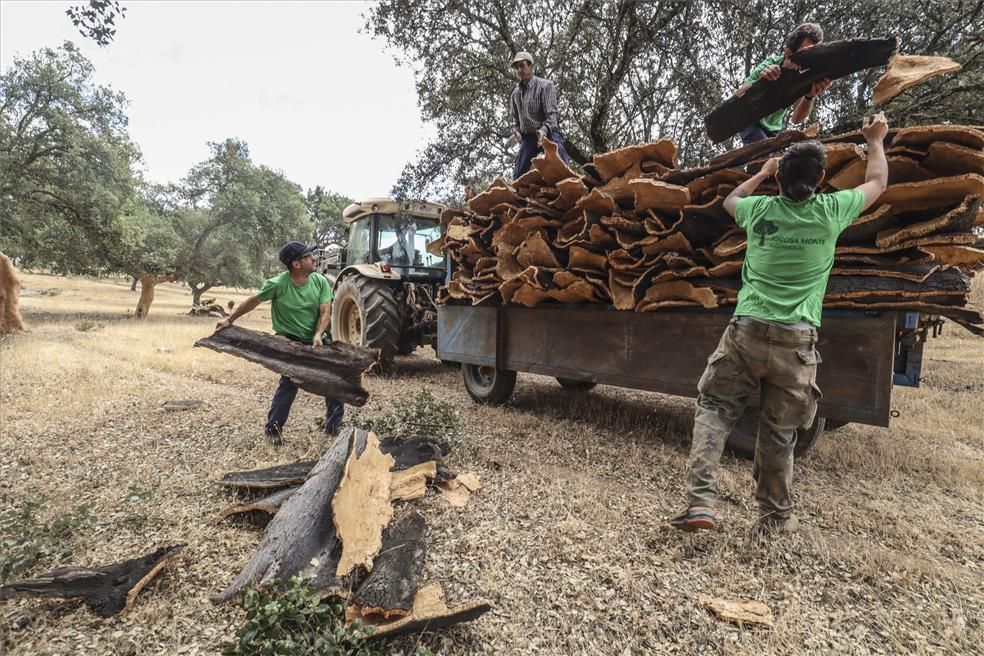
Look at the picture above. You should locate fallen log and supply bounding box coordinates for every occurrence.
[352,512,427,617]
[218,461,317,490]
[705,37,898,143]
[346,582,492,640]
[0,545,185,617]
[195,325,377,406]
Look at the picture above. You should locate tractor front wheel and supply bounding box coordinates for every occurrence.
[331,276,401,365]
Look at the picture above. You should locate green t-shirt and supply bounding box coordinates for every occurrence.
[255,271,333,342]
[734,190,865,326]
[744,54,787,133]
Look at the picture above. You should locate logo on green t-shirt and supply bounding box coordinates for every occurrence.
[753,218,779,246]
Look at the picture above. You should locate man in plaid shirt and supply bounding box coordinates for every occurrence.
[509,50,572,179]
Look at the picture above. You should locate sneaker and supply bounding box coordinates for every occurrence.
[669,506,717,532]
[755,513,799,534]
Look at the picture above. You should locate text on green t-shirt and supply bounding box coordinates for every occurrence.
[733,189,865,326]
[254,271,333,342]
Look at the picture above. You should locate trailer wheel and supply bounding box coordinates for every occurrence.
[556,377,597,392]
[725,408,826,460]
[462,364,516,404]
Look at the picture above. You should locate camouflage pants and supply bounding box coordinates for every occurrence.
[686,316,822,519]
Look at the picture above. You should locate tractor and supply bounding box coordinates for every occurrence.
[318,198,446,365]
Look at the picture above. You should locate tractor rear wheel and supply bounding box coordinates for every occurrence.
[724,407,826,460]
[331,276,401,364]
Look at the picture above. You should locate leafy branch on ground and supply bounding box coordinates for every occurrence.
[0,502,97,584]
[347,388,464,452]
[74,319,105,332]
[126,479,154,502]
[223,574,434,656]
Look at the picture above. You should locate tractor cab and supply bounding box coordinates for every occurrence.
[318,197,448,365]
[319,198,446,285]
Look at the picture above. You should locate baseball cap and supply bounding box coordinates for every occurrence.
[279,241,317,267]
[511,51,534,67]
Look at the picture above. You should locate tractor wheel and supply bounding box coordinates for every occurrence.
[331,276,401,364]
[462,363,516,405]
[724,407,826,461]
[556,377,597,392]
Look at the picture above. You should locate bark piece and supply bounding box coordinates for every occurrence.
[699,594,774,629]
[837,205,896,245]
[824,269,970,299]
[592,140,677,181]
[516,231,563,268]
[568,246,609,273]
[823,301,984,336]
[922,141,984,177]
[437,472,481,507]
[887,156,933,185]
[219,486,300,522]
[0,545,185,618]
[195,326,377,406]
[215,429,371,601]
[554,176,590,210]
[890,125,984,151]
[347,582,492,640]
[351,512,427,618]
[390,462,437,502]
[685,169,750,204]
[831,263,940,283]
[827,158,868,190]
[576,188,618,214]
[217,461,319,490]
[838,232,978,255]
[468,179,515,215]
[637,281,718,310]
[875,196,980,248]
[630,179,691,214]
[920,245,984,271]
[704,38,898,143]
[532,138,578,184]
[873,54,962,105]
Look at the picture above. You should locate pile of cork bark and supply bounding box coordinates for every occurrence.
[440,125,984,335]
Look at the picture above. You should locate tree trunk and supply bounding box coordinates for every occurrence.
[0,251,26,334]
[134,275,158,319]
[189,282,213,307]
[130,276,138,291]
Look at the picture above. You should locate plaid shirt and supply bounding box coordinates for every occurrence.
[511,75,560,136]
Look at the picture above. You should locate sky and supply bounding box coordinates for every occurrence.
[0,0,429,200]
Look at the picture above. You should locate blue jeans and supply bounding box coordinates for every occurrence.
[265,334,344,436]
[266,375,344,436]
[738,123,779,146]
[513,128,571,179]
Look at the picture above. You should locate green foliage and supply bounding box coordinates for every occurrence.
[74,319,104,332]
[349,388,464,452]
[308,186,353,250]
[0,42,141,274]
[66,1,127,47]
[368,0,984,198]
[224,575,433,656]
[0,502,97,584]
[126,479,154,502]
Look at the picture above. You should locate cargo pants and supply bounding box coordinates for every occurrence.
[686,316,822,519]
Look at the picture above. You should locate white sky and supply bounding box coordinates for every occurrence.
[0,0,429,200]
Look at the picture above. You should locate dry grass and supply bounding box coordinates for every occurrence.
[1,273,982,655]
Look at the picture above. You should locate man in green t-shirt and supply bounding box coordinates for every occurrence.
[215,240,342,445]
[671,113,890,534]
[736,23,832,145]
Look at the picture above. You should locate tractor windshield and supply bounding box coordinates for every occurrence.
[376,215,445,270]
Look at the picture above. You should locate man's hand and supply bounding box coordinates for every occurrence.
[806,77,831,100]
[759,156,781,177]
[505,132,520,148]
[761,65,781,81]
[537,130,547,145]
[312,334,324,348]
[862,112,889,142]
[215,318,232,332]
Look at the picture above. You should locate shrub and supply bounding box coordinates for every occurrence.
[74,319,104,332]
[223,575,433,656]
[0,502,97,584]
[348,388,464,452]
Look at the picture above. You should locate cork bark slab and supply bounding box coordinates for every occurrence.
[875,196,980,248]
[467,179,515,215]
[592,139,677,181]
[532,137,578,185]
[699,594,774,629]
[873,54,962,105]
[0,545,185,618]
[922,141,984,177]
[346,582,492,639]
[891,126,984,151]
[877,174,984,215]
[630,179,691,214]
[217,461,317,490]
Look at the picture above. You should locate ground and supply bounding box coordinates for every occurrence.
[1,273,982,655]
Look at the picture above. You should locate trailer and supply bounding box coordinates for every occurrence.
[436,304,938,458]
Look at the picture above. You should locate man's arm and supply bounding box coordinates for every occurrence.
[789,78,831,123]
[215,295,261,331]
[312,302,331,347]
[723,157,780,217]
[855,112,889,212]
[537,81,560,143]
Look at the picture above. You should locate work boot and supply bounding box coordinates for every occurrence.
[669,506,717,532]
[755,513,799,535]
[264,428,285,446]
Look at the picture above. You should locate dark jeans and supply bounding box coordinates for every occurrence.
[265,334,344,436]
[738,122,779,146]
[513,128,571,179]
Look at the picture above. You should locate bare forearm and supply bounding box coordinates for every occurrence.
[228,296,261,323]
[314,305,331,338]
[724,169,772,215]
[865,138,888,188]
[791,97,813,123]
